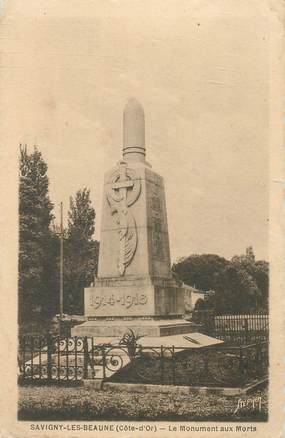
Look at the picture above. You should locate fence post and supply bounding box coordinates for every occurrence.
[91,338,95,379]
[31,337,34,379]
[83,337,89,379]
[160,346,164,384]
[102,345,106,381]
[47,335,53,381]
[74,336,78,381]
[57,336,60,381]
[172,346,176,385]
[39,336,42,380]
[244,318,249,344]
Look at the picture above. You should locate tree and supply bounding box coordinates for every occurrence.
[173,249,269,315]
[172,254,229,291]
[212,263,259,314]
[41,222,61,318]
[68,189,95,242]
[19,145,54,321]
[64,188,99,314]
[231,248,269,312]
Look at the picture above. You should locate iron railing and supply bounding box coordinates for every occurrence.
[192,312,269,344]
[214,314,268,344]
[18,336,268,388]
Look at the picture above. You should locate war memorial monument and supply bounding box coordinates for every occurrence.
[72,98,206,341]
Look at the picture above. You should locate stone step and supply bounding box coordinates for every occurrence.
[71,319,200,337]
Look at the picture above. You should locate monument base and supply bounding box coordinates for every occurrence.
[84,276,186,318]
[71,318,200,338]
[73,275,200,338]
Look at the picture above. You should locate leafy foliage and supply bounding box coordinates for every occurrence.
[64,188,99,314]
[67,189,95,241]
[212,263,259,314]
[230,253,269,312]
[173,254,229,291]
[19,146,100,322]
[172,248,269,314]
[19,145,55,321]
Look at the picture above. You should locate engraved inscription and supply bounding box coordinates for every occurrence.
[151,193,161,212]
[153,217,164,258]
[90,293,148,309]
[151,191,165,261]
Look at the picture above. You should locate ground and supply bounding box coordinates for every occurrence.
[18,317,268,421]
[18,385,267,421]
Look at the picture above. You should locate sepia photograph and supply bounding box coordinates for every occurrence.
[0,0,283,436]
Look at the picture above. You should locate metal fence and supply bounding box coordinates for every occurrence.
[214,314,268,344]
[192,312,269,344]
[115,341,269,387]
[18,336,90,382]
[18,335,268,388]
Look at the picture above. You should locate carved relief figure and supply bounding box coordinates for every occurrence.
[107,161,141,275]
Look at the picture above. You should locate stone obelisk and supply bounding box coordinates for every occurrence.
[72,99,194,337]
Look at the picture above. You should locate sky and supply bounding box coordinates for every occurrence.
[0,0,269,261]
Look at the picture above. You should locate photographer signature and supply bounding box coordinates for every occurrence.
[234,396,262,414]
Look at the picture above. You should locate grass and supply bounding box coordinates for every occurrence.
[18,385,268,421]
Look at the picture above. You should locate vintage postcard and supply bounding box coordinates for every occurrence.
[0,0,283,437]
